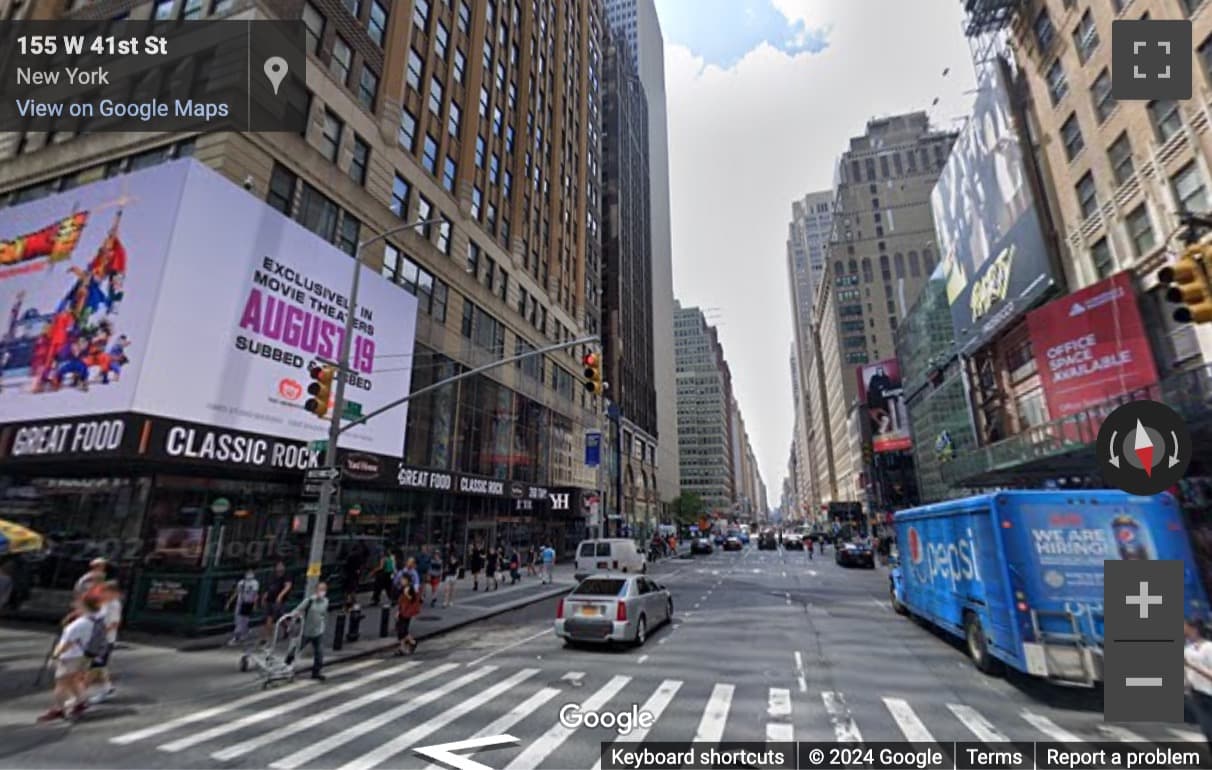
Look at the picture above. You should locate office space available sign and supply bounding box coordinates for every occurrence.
[1026,271,1158,419]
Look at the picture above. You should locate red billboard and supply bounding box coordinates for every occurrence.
[856,358,911,453]
[1026,271,1158,419]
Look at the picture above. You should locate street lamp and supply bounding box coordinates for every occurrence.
[303,217,446,596]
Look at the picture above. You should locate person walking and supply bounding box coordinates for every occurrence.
[1185,618,1212,746]
[261,561,293,644]
[371,548,396,606]
[290,581,330,681]
[527,545,538,577]
[442,546,462,608]
[395,558,421,596]
[508,547,521,585]
[342,544,365,603]
[226,569,260,647]
[38,593,103,721]
[395,581,422,656]
[468,542,484,591]
[86,581,122,704]
[74,558,107,598]
[416,546,433,603]
[540,543,555,584]
[485,547,499,592]
[427,548,443,607]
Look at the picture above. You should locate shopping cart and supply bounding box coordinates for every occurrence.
[239,612,301,689]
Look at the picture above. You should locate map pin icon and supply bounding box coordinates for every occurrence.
[264,56,288,96]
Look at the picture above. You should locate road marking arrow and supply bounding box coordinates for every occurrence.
[413,735,518,770]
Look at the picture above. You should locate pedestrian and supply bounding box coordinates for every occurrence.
[442,545,462,608]
[261,561,293,644]
[394,581,422,656]
[395,558,421,596]
[468,542,484,591]
[1185,618,1212,746]
[540,543,555,584]
[508,547,521,585]
[427,549,443,607]
[86,581,122,704]
[342,544,364,602]
[527,545,538,577]
[807,535,814,560]
[74,558,107,598]
[38,593,103,721]
[485,546,499,591]
[226,569,260,647]
[290,581,330,681]
[371,547,396,606]
[416,546,433,603]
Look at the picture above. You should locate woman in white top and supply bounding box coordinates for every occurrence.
[39,594,102,722]
[1184,618,1212,746]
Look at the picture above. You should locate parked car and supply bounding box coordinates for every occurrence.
[555,575,673,647]
[690,537,714,555]
[758,531,778,550]
[574,539,647,581]
[782,533,804,550]
[835,540,875,568]
[713,532,726,546]
[723,536,743,551]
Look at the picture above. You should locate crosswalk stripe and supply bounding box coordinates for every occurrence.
[270,665,494,770]
[109,660,378,745]
[768,688,792,719]
[1021,711,1082,742]
[420,686,562,770]
[882,697,934,743]
[159,662,420,753]
[821,691,862,742]
[948,704,1008,742]
[1098,725,1147,743]
[766,723,793,741]
[1171,728,1205,742]
[335,668,540,770]
[694,684,735,743]
[591,679,683,770]
[210,663,455,761]
[504,675,631,770]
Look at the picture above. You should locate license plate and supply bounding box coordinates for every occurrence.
[579,605,601,616]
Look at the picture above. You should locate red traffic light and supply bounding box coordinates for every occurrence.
[582,353,598,367]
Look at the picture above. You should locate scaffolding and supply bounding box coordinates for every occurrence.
[962,0,1025,38]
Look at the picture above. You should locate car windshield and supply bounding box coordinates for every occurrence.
[573,578,627,597]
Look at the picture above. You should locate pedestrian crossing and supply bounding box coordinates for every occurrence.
[106,661,1207,770]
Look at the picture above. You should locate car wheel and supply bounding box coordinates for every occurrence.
[635,615,648,646]
[964,613,1004,675]
[666,598,674,622]
[563,638,579,649]
[890,583,908,616]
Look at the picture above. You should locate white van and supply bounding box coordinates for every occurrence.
[574,539,646,581]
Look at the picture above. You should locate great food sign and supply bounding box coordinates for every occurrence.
[0,160,418,457]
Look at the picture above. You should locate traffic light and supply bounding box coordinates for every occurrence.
[582,352,603,395]
[1159,245,1212,324]
[305,363,335,418]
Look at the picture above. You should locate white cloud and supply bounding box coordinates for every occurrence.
[662,0,977,498]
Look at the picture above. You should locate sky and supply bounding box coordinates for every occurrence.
[653,0,978,505]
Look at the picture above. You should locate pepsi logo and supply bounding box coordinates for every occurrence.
[908,526,923,565]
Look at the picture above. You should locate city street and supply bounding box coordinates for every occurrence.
[0,545,1203,770]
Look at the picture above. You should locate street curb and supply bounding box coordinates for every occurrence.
[322,582,573,668]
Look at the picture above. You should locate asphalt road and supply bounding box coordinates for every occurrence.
[0,545,1204,769]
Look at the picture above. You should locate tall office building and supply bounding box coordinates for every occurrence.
[674,301,734,515]
[0,0,608,563]
[601,31,659,535]
[604,0,678,506]
[813,113,956,506]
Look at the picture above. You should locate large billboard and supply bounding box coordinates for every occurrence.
[1026,271,1158,420]
[931,60,1055,354]
[0,160,417,457]
[856,358,911,453]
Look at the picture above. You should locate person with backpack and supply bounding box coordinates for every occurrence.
[508,547,521,585]
[289,581,330,681]
[86,581,122,704]
[394,581,422,656]
[38,593,104,721]
[226,569,260,647]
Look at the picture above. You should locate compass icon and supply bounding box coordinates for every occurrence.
[1097,399,1191,495]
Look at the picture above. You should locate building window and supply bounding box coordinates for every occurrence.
[489,153,500,184]
[1076,171,1098,218]
[180,0,203,19]
[407,48,423,90]
[1061,112,1083,160]
[471,185,483,219]
[413,0,429,30]
[505,126,515,154]
[1073,10,1099,64]
[320,110,342,162]
[442,156,457,192]
[435,21,449,60]
[330,36,352,85]
[422,134,438,173]
[1090,68,1114,122]
[267,164,297,214]
[1107,132,1134,185]
[416,196,432,237]
[429,76,444,115]
[458,0,471,33]
[479,86,489,117]
[382,243,400,281]
[468,240,480,274]
[1200,34,1212,85]
[337,214,360,255]
[398,107,417,151]
[484,256,496,291]
[1172,162,1210,214]
[391,174,410,218]
[453,49,466,83]
[431,281,448,322]
[1034,8,1055,51]
[1149,100,1183,142]
[503,170,512,198]
[1126,204,1155,256]
[1185,0,1206,15]
[303,2,325,53]
[475,135,486,167]
[358,65,378,110]
[437,217,452,254]
[297,184,338,242]
[1045,59,1068,105]
[1091,237,1114,279]
[367,0,387,46]
[349,135,369,185]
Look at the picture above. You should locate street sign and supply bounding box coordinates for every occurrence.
[309,439,329,454]
[302,482,325,498]
[305,467,341,482]
[342,400,364,420]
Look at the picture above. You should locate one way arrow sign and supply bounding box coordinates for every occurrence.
[413,735,518,770]
[305,467,341,482]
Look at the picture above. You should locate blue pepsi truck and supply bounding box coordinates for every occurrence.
[890,491,1208,684]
